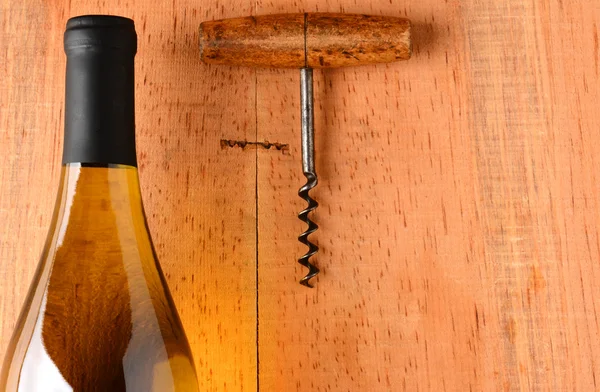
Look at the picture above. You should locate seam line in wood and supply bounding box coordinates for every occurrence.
[254,69,260,392]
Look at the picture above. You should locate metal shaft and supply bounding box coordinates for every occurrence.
[298,68,320,287]
[300,68,315,174]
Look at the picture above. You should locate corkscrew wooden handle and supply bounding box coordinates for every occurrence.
[199,13,412,69]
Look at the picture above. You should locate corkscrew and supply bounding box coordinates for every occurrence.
[199,13,412,287]
[298,68,320,287]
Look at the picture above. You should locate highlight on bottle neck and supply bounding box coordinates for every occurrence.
[62,15,138,167]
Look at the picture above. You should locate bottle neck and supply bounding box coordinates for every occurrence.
[54,164,145,239]
[62,49,137,166]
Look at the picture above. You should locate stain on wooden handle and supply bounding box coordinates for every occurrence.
[199,13,412,69]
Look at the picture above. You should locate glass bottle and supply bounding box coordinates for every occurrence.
[0,15,199,392]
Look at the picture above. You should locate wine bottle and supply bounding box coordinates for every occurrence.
[0,15,199,392]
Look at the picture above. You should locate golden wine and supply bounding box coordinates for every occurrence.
[0,16,199,392]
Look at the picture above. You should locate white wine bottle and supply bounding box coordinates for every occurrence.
[0,15,199,392]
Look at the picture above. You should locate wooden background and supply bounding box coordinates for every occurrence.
[1,0,599,390]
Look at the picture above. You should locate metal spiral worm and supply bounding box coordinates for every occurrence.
[298,172,320,287]
[298,68,320,287]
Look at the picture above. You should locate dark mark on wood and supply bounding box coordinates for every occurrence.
[220,139,290,153]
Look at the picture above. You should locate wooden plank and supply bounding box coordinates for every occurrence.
[2,0,600,390]
[256,1,600,391]
[0,1,258,391]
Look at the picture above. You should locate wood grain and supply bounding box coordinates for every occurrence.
[2,0,600,391]
[200,13,306,68]
[200,13,411,69]
[306,13,411,68]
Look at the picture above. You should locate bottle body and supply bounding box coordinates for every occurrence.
[1,165,199,392]
[0,15,199,391]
